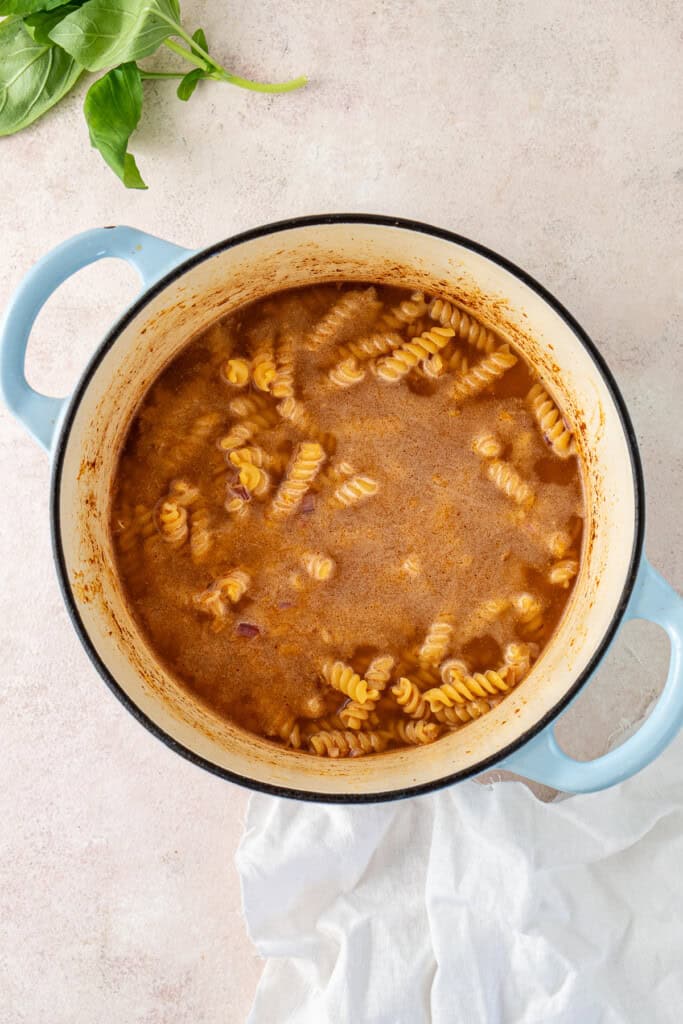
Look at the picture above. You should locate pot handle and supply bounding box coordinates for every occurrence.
[0,226,193,452]
[501,558,683,793]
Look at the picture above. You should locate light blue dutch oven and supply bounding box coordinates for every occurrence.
[2,216,682,802]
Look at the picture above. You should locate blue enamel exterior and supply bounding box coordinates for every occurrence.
[1,220,682,797]
[0,226,192,451]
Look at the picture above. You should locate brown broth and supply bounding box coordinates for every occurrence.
[110,284,584,758]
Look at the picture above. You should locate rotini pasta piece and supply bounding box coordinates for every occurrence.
[422,353,445,379]
[188,412,223,445]
[157,500,188,548]
[252,353,278,392]
[472,432,503,459]
[485,459,535,508]
[330,473,379,509]
[390,676,431,719]
[434,699,490,726]
[448,348,469,374]
[225,488,250,518]
[503,641,539,685]
[221,357,251,387]
[321,659,380,704]
[302,713,347,737]
[272,330,295,399]
[424,668,509,712]
[308,729,387,757]
[340,655,394,729]
[219,407,280,451]
[241,462,271,497]
[393,719,441,745]
[375,326,454,382]
[266,711,302,749]
[228,445,266,469]
[547,529,574,559]
[229,393,272,419]
[303,552,335,581]
[133,503,158,554]
[306,288,381,350]
[193,586,228,629]
[419,613,455,666]
[512,592,545,637]
[277,396,312,432]
[269,441,326,518]
[216,568,251,603]
[345,329,403,361]
[452,346,518,401]
[168,478,201,507]
[527,383,574,458]
[328,357,367,387]
[380,291,428,330]
[548,558,579,587]
[189,507,212,563]
[428,298,499,354]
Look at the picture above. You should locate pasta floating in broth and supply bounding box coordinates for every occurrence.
[110,282,585,757]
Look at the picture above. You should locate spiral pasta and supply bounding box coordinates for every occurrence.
[272,330,296,399]
[306,288,380,350]
[381,291,428,330]
[419,613,455,666]
[189,507,212,563]
[345,329,403,361]
[392,719,441,745]
[424,668,509,712]
[428,299,499,355]
[473,432,503,459]
[221,357,251,387]
[512,592,545,637]
[503,641,538,685]
[321,659,380,704]
[157,500,188,547]
[229,449,271,497]
[328,357,366,387]
[391,676,431,719]
[308,729,387,757]
[527,383,574,458]
[548,558,578,587]
[340,655,394,729]
[434,699,491,726]
[452,346,518,401]
[250,322,278,393]
[303,552,335,581]
[216,568,251,603]
[331,474,379,508]
[485,459,535,508]
[375,326,454,382]
[219,407,280,451]
[270,441,326,518]
[266,711,302,749]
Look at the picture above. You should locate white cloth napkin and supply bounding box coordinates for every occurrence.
[237,736,683,1024]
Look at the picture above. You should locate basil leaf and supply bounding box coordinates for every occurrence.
[0,16,82,135]
[176,66,204,102]
[0,0,75,13]
[83,62,147,188]
[49,0,181,72]
[24,3,82,44]
[192,26,207,52]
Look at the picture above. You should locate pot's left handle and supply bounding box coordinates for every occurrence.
[0,226,194,453]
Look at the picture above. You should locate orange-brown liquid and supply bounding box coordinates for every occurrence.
[110,284,584,757]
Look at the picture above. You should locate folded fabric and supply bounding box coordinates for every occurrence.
[237,735,683,1024]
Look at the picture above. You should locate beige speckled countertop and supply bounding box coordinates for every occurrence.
[1,2,681,1021]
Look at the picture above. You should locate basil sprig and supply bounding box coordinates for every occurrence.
[0,0,307,188]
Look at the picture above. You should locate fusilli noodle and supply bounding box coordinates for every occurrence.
[331,474,379,508]
[303,552,335,581]
[221,357,251,387]
[306,288,380,350]
[486,459,535,507]
[428,299,499,354]
[452,346,518,401]
[270,441,326,518]
[391,676,430,719]
[472,432,503,459]
[527,383,574,458]
[419,613,455,666]
[381,291,427,330]
[321,659,380,704]
[157,500,188,547]
[308,729,387,757]
[328,357,366,387]
[375,326,454,382]
[548,558,578,587]
[392,719,441,745]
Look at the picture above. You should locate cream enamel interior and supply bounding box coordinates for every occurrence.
[56,221,637,796]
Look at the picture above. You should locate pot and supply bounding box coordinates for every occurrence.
[2,215,682,802]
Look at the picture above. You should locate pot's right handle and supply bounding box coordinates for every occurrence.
[0,226,193,452]
[501,558,683,793]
